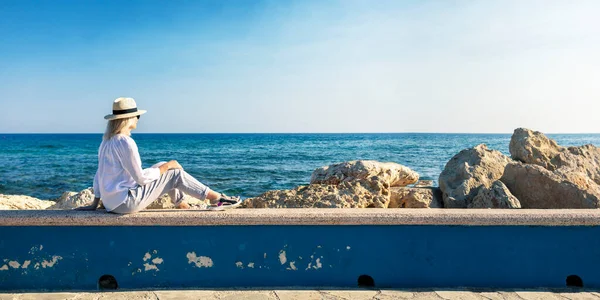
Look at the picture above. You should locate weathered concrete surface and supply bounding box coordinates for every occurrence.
[3,209,600,226]
[1,289,599,300]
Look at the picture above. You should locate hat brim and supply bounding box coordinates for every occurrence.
[104,110,147,120]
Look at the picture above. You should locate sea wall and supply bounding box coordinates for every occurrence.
[0,209,598,291]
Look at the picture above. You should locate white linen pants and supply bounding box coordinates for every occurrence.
[110,162,211,214]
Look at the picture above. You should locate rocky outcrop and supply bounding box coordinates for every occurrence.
[468,181,520,208]
[245,160,420,208]
[311,160,419,187]
[243,178,390,208]
[510,128,600,184]
[0,195,55,210]
[48,188,97,210]
[501,163,600,208]
[388,187,443,208]
[439,144,513,208]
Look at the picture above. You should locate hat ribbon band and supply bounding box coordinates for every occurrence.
[113,108,138,115]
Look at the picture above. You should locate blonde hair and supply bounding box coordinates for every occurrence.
[103,117,137,141]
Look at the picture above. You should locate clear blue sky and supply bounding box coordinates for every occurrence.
[1,0,599,133]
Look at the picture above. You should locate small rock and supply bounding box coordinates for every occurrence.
[414,180,434,187]
[48,188,96,210]
[469,180,521,208]
[389,187,443,208]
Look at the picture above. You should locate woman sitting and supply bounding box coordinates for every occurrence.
[76,97,241,213]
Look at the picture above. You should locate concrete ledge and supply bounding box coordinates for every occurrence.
[1,208,600,226]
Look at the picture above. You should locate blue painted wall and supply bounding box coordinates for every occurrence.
[0,225,597,291]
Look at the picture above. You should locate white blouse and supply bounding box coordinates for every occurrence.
[93,134,160,211]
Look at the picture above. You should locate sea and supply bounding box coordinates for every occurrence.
[1,133,599,200]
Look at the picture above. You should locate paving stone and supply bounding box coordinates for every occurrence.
[18,293,82,300]
[515,291,566,300]
[215,290,277,300]
[375,290,416,299]
[559,292,600,300]
[320,290,379,300]
[477,292,507,300]
[155,290,218,300]
[92,291,157,300]
[411,292,444,299]
[491,291,528,300]
[435,291,487,300]
[274,290,323,300]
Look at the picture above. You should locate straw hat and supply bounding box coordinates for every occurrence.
[104,97,147,120]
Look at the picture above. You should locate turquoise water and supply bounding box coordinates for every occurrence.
[1,133,599,200]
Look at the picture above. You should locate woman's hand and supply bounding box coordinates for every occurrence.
[169,160,183,170]
[74,204,99,211]
[74,197,101,211]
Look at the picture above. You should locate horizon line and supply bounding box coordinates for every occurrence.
[2,132,600,135]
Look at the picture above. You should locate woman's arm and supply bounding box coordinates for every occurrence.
[116,137,162,185]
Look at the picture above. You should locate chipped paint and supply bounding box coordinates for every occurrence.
[247,262,255,268]
[235,261,244,269]
[152,258,163,265]
[315,258,322,269]
[144,263,158,271]
[21,261,31,269]
[317,245,322,248]
[346,246,351,250]
[186,252,213,268]
[286,261,297,271]
[264,253,267,259]
[41,256,62,268]
[305,254,323,270]
[279,250,287,265]
[2,251,63,271]
[143,253,152,261]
